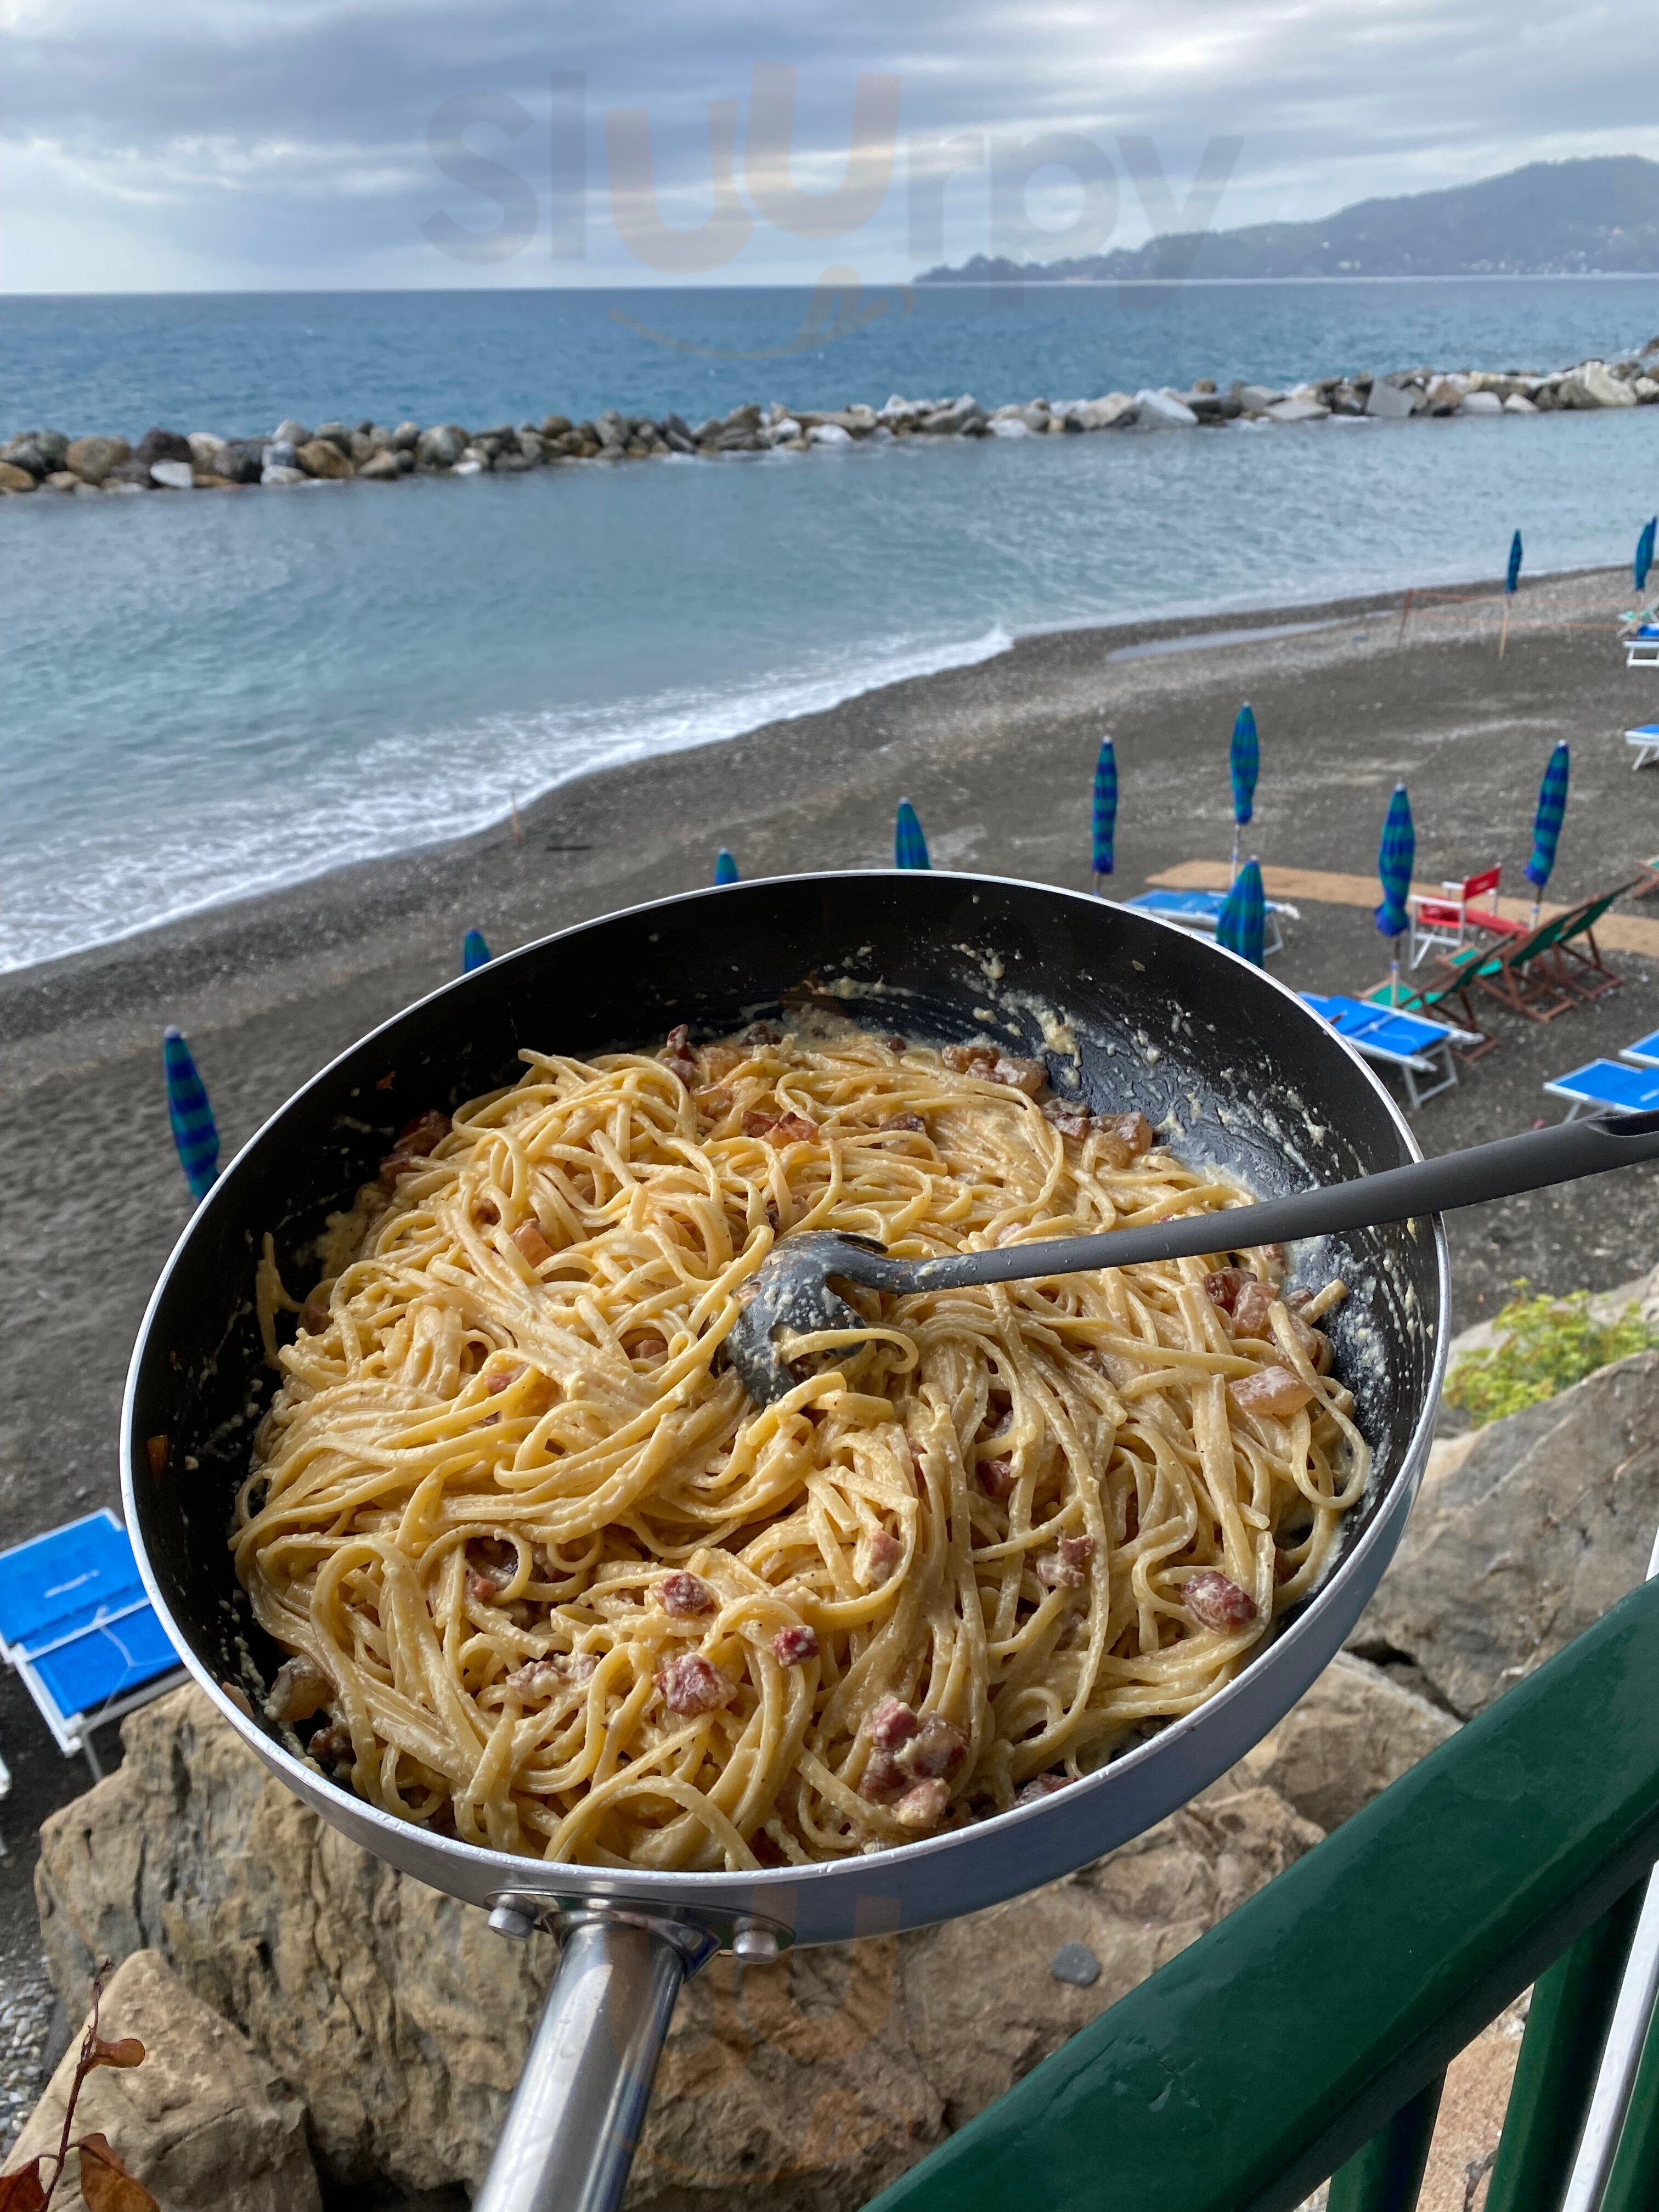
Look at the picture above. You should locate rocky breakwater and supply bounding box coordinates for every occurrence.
[3,339,1656,500]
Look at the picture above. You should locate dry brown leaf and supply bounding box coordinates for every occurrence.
[88,2038,145,2072]
[76,2135,159,2212]
[0,2160,48,2212]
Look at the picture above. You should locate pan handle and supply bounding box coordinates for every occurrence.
[473,1908,719,2212]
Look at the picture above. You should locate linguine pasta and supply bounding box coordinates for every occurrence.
[237,1021,1367,1870]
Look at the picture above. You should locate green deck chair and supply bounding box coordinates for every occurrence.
[866,1571,1659,2212]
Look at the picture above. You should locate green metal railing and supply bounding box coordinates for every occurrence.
[863,1577,1659,2212]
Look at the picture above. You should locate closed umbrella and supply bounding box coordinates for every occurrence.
[163,1026,219,1200]
[1229,704,1259,879]
[462,928,492,972]
[1500,529,1522,657]
[714,848,740,885]
[1523,741,1570,924]
[895,798,930,870]
[1637,517,1656,598]
[1375,783,1416,1007]
[1091,737,1117,894]
[1216,857,1266,967]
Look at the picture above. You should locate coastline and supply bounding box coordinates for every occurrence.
[5,560,1658,1547]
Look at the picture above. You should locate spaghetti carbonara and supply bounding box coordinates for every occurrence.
[237,1020,1365,1869]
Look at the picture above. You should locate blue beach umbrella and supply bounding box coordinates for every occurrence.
[1091,737,1118,892]
[895,798,930,870]
[1216,857,1266,968]
[162,1026,219,1200]
[1523,741,1570,922]
[1375,783,1416,1005]
[462,928,492,971]
[1506,530,1523,595]
[1229,704,1259,878]
[1637,517,1656,597]
[714,848,740,885]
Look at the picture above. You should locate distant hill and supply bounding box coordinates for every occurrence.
[917,156,1659,282]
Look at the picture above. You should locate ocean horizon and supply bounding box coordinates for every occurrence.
[3,276,1657,977]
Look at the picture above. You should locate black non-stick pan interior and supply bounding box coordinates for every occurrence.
[127,871,1443,1741]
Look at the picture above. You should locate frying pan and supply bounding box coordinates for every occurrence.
[121,871,1449,2211]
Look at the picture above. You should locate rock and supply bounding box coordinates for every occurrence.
[391,420,420,449]
[7,1950,321,2212]
[453,458,485,475]
[1135,388,1199,427]
[348,428,377,464]
[1265,396,1329,422]
[43,470,83,492]
[260,465,307,486]
[105,460,155,488]
[37,1685,1318,2206]
[988,417,1031,437]
[459,443,494,469]
[1558,361,1637,410]
[64,435,131,483]
[1459,390,1503,414]
[1356,1352,1659,1718]
[296,439,353,479]
[187,431,226,465]
[807,422,852,446]
[538,413,573,439]
[313,421,351,451]
[356,450,403,480]
[1503,393,1540,414]
[272,419,311,446]
[3,437,48,477]
[262,439,297,470]
[416,424,466,468]
[919,397,986,435]
[1235,384,1287,413]
[213,440,266,483]
[134,426,193,467]
[1423,378,1464,415]
[0,460,38,493]
[34,428,70,468]
[1636,378,1659,404]
[148,460,195,489]
[1235,1653,1457,1833]
[1076,393,1138,430]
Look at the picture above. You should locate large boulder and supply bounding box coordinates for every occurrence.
[416,424,466,468]
[296,438,353,479]
[64,435,131,483]
[1076,392,1138,430]
[1558,360,1637,410]
[0,460,37,493]
[1136,388,1199,427]
[36,1686,1318,2205]
[6,1949,320,2212]
[1356,1352,1659,1717]
[212,439,266,484]
[1235,1652,1457,1832]
[133,426,193,467]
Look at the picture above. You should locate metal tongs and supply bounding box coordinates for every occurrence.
[726,1109,1659,1406]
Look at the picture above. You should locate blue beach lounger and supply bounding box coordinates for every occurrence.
[1301,992,1481,1110]
[1124,887,1289,960]
[1627,726,1659,771]
[1627,628,1659,669]
[1543,1059,1659,1121]
[0,1508,184,1779]
[1622,1031,1659,1069]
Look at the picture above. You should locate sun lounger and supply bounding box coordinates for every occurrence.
[0,1508,184,1779]
[1541,882,1634,1002]
[1627,626,1659,668]
[1302,992,1482,1108]
[1622,1030,1659,1069]
[1361,969,1495,1058]
[1124,887,1291,958]
[1544,1058,1659,1120]
[1431,908,1583,1024]
[1627,726,1659,771]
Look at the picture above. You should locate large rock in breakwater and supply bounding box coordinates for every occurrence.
[34,1652,1454,2206]
[1355,1351,1659,1719]
[296,437,353,479]
[64,435,130,483]
[6,1949,321,2212]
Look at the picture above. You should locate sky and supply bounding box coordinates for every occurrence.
[2,0,1656,292]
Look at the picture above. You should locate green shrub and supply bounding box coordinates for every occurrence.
[1445,1285,1657,1429]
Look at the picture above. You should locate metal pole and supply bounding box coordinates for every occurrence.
[474,1910,718,2212]
[1559,1523,1659,2212]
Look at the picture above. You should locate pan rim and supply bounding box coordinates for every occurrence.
[120,867,1449,1907]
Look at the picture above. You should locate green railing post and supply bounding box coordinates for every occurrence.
[1602,2000,1659,2212]
[1327,2074,1443,2212]
[1484,1880,1645,2212]
[860,1578,1659,2212]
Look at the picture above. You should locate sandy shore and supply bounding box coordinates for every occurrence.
[4,563,1657,1553]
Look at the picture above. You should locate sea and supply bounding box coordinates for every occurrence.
[3,278,1658,975]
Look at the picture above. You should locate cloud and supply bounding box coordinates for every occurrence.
[1,0,1656,289]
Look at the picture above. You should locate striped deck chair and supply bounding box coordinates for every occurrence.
[1543,881,1637,1002]
[1431,907,1582,1024]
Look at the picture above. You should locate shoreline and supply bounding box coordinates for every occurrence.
[0,554,1630,989]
